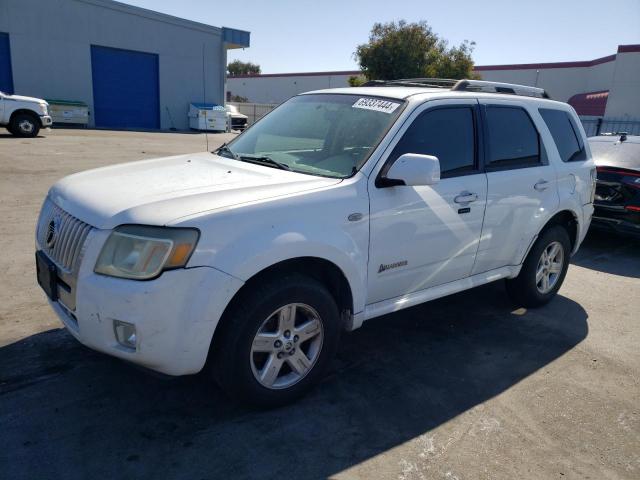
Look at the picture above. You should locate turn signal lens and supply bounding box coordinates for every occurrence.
[167,243,195,268]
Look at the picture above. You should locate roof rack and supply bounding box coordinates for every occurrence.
[452,79,550,99]
[360,78,551,99]
[362,78,457,89]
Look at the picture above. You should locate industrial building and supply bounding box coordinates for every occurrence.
[227,44,640,121]
[0,0,250,130]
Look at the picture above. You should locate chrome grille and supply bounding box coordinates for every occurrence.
[36,198,92,272]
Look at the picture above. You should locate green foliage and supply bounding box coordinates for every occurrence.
[229,94,249,103]
[354,20,478,81]
[348,75,365,87]
[227,60,261,76]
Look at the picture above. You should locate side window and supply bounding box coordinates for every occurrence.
[539,108,586,162]
[486,106,540,168]
[390,107,476,176]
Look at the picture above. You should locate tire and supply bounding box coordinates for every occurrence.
[10,112,40,138]
[506,225,571,308]
[212,274,341,408]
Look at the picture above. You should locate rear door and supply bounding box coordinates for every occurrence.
[472,100,559,274]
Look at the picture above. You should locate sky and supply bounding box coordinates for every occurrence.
[122,0,640,74]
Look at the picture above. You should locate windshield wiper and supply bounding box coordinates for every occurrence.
[239,155,291,171]
[214,143,238,160]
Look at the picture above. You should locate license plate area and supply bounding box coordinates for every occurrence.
[36,250,58,301]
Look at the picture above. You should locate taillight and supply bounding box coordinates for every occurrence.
[596,167,640,190]
[626,205,640,212]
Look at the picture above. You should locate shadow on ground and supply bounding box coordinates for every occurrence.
[0,282,587,480]
[572,228,640,278]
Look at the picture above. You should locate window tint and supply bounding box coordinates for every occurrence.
[539,108,585,162]
[390,107,475,175]
[486,107,540,167]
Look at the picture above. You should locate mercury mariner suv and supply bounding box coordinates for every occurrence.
[36,79,595,406]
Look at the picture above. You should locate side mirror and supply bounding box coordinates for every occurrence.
[382,153,441,187]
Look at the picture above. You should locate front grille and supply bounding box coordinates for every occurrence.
[36,198,92,272]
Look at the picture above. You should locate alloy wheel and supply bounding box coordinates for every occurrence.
[250,303,323,390]
[536,241,564,294]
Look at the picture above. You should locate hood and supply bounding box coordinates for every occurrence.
[4,94,47,104]
[49,152,341,229]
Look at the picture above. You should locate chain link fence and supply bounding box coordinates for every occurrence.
[228,102,278,126]
[580,117,640,137]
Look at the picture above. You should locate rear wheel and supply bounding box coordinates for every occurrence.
[506,225,571,307]
[10,112,40,138]
[212,274,341,407]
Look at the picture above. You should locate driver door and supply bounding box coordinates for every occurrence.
[367,99,488,304]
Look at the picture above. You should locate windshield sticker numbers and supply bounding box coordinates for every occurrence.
[352,98,401,114]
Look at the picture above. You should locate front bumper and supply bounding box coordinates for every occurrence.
[51,266,243,375]
[43,228,244,375]
[40,115,53,127]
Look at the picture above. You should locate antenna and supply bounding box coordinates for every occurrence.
[202,43,209,152]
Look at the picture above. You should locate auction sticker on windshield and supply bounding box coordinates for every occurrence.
[352,98,401,114]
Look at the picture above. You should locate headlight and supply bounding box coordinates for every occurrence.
[39,103,48,115]
[95,225,199,280]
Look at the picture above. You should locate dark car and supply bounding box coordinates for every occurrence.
[589,133,640,236]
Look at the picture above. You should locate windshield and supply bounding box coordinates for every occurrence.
[221,94,405,178]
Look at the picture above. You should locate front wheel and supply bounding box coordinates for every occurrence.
[212,274,341,407]
[10,113,40,138]
[506,225,571,307]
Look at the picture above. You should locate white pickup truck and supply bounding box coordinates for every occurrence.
[35,80,595,407]
[0,90,52,137]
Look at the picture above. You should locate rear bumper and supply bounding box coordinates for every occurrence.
[592,202,640,236]
[591,215,640,236]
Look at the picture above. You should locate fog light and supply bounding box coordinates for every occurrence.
[113,320,137,350]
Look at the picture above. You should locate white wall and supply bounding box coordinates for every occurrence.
[227,72,360,104]
[604,51,640,118]
[478,62,616,103]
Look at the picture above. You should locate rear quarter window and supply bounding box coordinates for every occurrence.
[539,108,586,162]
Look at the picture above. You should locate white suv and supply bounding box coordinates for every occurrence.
[35,80,595,406]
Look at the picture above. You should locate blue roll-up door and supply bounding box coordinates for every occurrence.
[91,45,160,129]
[0,32,14,94]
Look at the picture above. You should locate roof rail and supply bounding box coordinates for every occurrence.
[452,79,550,99]
[360,77,552,99]
[361,78,456,89]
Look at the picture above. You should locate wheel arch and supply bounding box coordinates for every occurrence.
[10,108,40,123]
[209,256,356,361]
[522,209,580,263]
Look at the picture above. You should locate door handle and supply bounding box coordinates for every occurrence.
[534,180,549,192]
[454,191,478,204]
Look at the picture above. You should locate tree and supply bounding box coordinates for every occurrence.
[227,60,261,76]
[348,75,365,87]
[354,20,478,81]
